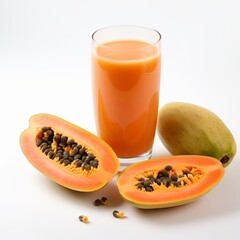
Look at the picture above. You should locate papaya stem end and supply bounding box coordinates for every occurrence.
[220,155,230,165]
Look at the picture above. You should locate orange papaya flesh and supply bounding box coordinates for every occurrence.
[20,114,119,192]
[117,155,224,209]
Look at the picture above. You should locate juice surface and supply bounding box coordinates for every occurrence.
[92,40,161,158]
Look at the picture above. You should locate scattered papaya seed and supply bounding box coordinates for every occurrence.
[113,210,125,218]
[93,197,108,206]
[79,215,89,223]
[101,197,108,205]
[93,198,102,206]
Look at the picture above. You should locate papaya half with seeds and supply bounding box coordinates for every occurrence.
[20,114,119,192]
[157,102,236,167]
[117,155,224,209]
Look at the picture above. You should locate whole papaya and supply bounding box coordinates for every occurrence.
[157,102,236,167]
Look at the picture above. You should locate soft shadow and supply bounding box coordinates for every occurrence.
[36,174,124,208]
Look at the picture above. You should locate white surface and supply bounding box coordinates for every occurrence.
[1,0,240,239]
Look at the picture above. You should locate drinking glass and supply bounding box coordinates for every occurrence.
[91,25,161,168]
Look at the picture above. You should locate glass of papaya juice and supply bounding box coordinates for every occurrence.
[91,25,161,168]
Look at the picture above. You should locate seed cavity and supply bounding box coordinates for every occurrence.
[135,165,203,192]
[36,126,99,173]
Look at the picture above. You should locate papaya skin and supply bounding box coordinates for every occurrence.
[157,102,236,167]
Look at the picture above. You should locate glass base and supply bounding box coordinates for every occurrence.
[118,149,152,171]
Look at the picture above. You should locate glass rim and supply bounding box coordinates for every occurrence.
[92,25,161,46]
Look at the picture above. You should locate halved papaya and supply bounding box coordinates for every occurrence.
[117,155,224,208]
[20,114,119,192]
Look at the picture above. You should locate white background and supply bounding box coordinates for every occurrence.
[1,0,240,239]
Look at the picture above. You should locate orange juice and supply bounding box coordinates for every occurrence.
[92,40,161,158]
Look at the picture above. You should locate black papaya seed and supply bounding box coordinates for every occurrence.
[113,210,125,218]
[145,186,154,192]
[165,165,172,171]
[94,199,102,206]
[79,215,88,223]
[171,174,178,181]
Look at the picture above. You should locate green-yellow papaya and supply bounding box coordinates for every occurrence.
[157,102,236,167]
